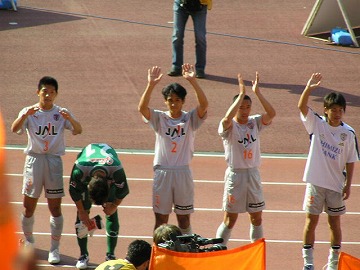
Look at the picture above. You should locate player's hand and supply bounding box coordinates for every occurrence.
[238,73,246,95]
[148,66,163,85]
[59,108,71,120]
[102,202,118,216]
[78,210,91,228]
[182,63,195,80]
[251,72,260,94]
[24,105,40,116]
[343,185,351,200]
[306,73,322,90]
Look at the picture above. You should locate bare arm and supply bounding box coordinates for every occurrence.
[298,73,322,117]
[182,63,208,119]
[221,73,246,131]
[138,66,163,120]
[60,109,82,135]
[343,162,354,200]
[11,105,40,133]
[74,200,91,227]
[252,72,276,125]
[103,198,123,216]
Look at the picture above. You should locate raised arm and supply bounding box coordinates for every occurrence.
[182,63,208,119]
[298,73,322,117]
[138,66,163,120]
[221,73,246,131]
[251,72,276,125]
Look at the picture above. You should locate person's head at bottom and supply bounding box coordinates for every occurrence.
[95,239,152,270]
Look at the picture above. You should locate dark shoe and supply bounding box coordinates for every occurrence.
[167,69,182,77]
[105,253,116,261]
[196,70,205,79]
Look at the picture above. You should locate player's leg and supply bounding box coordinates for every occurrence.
[22,195,38,244]
[324,189,344,270]
[45,155,64,264]
[105,210,119,260]
[173,167,194,234]
[153,168,173,230]
[302,184,324,269]
[249,211,263,242]
[21,154,42,245]
[75,197,91,269]
[216,211,238,246]
[176,214,191,235]
[247,168,265,243]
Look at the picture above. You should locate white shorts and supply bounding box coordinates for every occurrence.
[153,165,194,215]
[222,167,265,214]
[303,183,345,216]
[22,153,65,199]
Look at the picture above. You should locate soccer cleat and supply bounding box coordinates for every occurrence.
[105,253,116,261]
[195,70,206,79]
[167,69,182,77]
[303,265,314,270]
[323,261,338,270]
[76,254,89,269]
[48,249,60,264]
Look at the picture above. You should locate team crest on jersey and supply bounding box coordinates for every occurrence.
[340,133,347,141]
[53,114,60,121]
[247,122,255,129]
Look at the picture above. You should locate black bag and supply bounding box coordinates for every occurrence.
[180,0,202,12]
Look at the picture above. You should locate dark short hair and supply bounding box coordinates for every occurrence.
[233,94,251,104]
[88,176,109,205]
[324,92,346,112]
[162,83,187,100]
[153,224,182,245]
[125,240,152,267]
[38,76,58,92]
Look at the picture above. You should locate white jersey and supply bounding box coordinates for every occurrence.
[301,108,359,193]
[148,109,206,167]
[17,105,74,156]
[219,115,267,169]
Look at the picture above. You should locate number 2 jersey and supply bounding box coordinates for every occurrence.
[16,105,75,156]
[69,143,129,203]
[219,115,268,169]
[147,109,206,167]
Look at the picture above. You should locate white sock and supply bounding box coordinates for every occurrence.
[180,225,192,235]
[328,246,340,265]
[21,214,35,244]
[250,224,263,243]
[302,246,314,266]
[50,215,63,251]
[216,222,232,245]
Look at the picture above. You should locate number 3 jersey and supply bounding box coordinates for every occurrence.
[147,109,206,167]
[17,105,75,156]
[219,115,268,169]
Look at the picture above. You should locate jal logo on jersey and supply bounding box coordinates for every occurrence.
[35,122,58,136]
[165,124,186,139]
[238,133,257,147]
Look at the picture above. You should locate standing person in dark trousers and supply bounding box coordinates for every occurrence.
[11,76,82,264]
[298,73,358,270]
[69,143,130,269]
[167,0,212,79]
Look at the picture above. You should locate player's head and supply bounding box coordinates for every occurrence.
[38,76,58,93]
[233,94,252,124]
[162,83,187,101]
[125,240,152,269]
[153,224,182,245]
[323,92,346,126]
[88,176,109,205]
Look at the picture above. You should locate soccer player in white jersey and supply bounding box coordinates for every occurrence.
[11,76,82,264]
[138,63,208,234]
[298,73,358,270]
[215,72,275,246]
